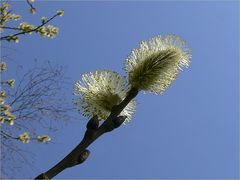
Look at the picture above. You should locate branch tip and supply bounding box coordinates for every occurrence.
[34,173,49,180]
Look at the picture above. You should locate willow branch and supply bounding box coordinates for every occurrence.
[26,0,35,11]
[1,130,18,140]
[1,26,21,30]
[35,88,139,179]
[0,13,58,41]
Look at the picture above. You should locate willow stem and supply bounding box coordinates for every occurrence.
[35,88,138,179]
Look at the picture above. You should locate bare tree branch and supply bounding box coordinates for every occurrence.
[1,61,74,178]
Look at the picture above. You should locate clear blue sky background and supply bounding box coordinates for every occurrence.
[3,1,239,179]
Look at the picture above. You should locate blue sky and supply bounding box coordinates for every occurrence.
[3,1,239,179]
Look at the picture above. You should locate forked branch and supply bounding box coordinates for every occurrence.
[35,88,139,179]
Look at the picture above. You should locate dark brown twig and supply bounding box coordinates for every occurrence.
[26,0,35,10]
[1,26,21,30]
[35,88,139,179]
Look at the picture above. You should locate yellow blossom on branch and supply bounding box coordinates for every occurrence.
[0,62,7,72]
[0,104,10,112]
[57,10,64,17]
[41,16,47,24]
[19,22,35,33]
[3,110,15,125]
[19,132,30,143]
[0,98,5,105]
[0,116,4,124]
[0,2,21,27]
[37,135,51,143]
[7,116,15,125]
[6,35,19,43]
[30,7,36,14]
[0,91,6,98]
[46,25,58,38]
[37,25,59,38]
[8,13,21,21]
[7,79,15,87]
